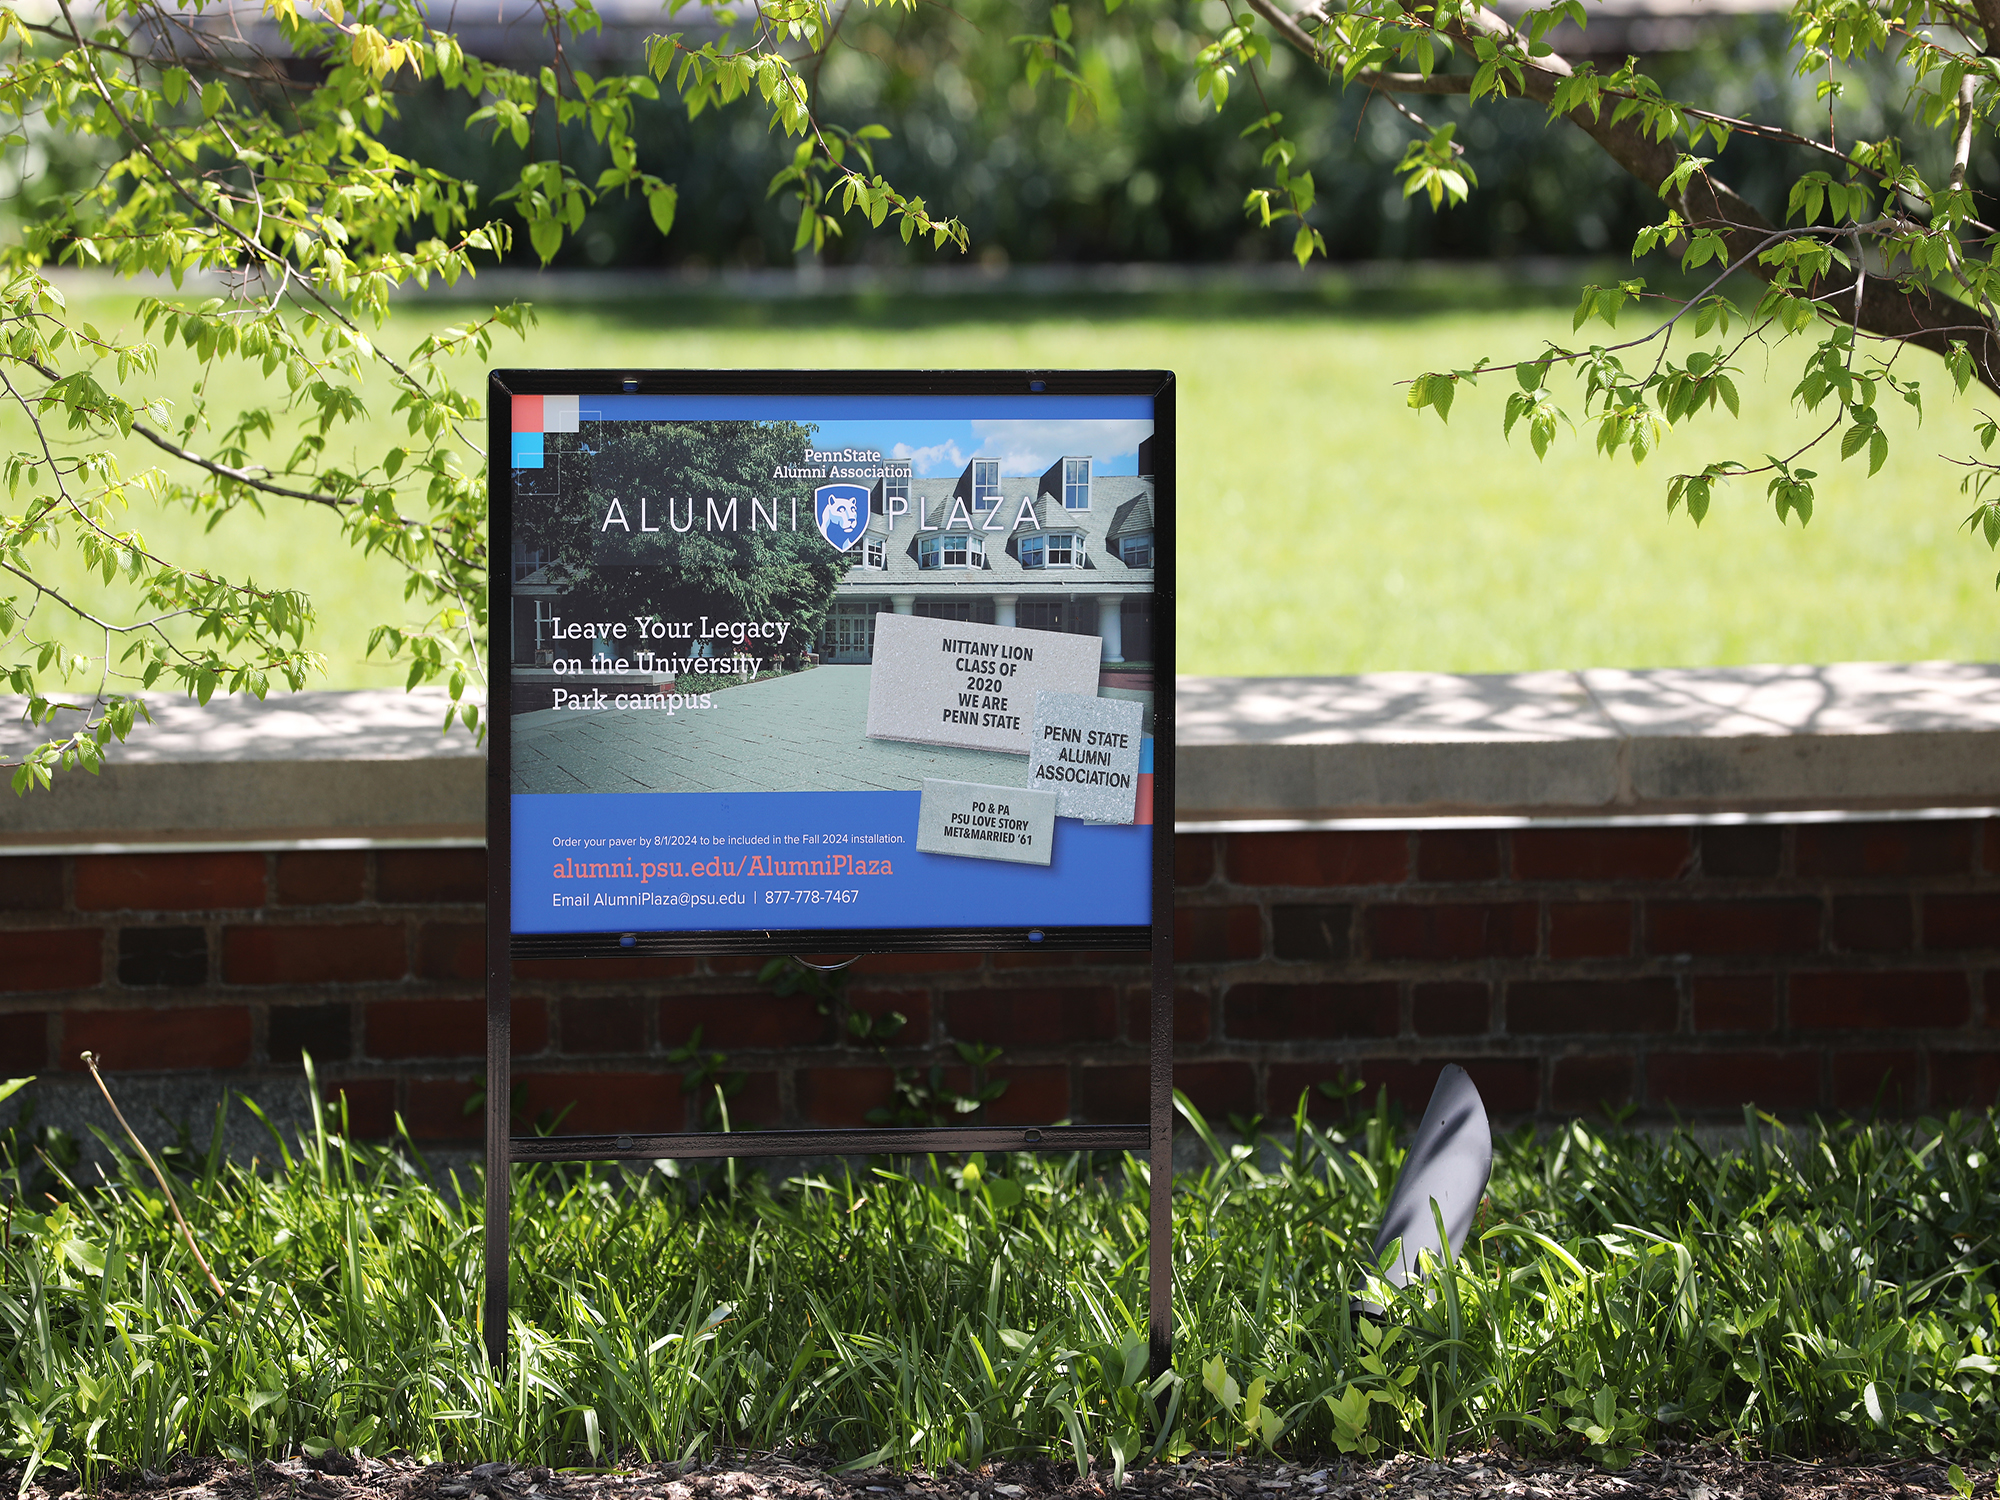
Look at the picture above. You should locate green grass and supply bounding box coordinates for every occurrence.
[5,1073,1997,1479]
[16,278,1999,694]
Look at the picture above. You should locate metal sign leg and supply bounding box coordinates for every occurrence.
[1148,926,1174,1382]
[483,971,511,1371]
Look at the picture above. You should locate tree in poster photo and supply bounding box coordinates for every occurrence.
[520,420,847,660]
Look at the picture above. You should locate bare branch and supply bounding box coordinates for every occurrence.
[1351,68,1474,94]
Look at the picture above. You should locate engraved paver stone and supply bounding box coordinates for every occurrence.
[1029,691,1143,823]
[866,614,1101,756]
[915,779,1057,865]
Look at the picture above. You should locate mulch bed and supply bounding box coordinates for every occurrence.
[19,1446,1995,1500]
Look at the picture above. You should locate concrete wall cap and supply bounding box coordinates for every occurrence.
[4,664,1997,844]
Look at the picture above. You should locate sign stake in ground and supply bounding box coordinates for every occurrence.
[483,369,1177,1383]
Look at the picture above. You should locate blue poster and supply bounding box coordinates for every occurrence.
[506,393,1159,936]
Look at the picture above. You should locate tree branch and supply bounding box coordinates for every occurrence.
[1260,0,2000,393]
[1969,0,2000,53]
[1953,75,1977,194]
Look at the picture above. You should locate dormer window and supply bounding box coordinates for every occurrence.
[972,459,1001,511]
[875,471,909,515]
[1062,457,1091,510]
[1019,531,1081,569]
[1118,531,1153,567]
[859,536,887,569]
[920,533,984,569]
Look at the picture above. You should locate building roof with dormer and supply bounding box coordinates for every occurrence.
[837,461,1155,601]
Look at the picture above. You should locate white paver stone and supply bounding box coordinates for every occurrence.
[1029,690,1142,823]
[865,614,1100,756]
[915,779,1055,865]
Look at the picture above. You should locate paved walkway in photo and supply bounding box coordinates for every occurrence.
[510,665,1027,794]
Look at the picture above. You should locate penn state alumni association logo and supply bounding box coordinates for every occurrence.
[814,483,870,553]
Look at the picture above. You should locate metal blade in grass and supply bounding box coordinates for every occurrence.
[79,1051,230,1304]
[1357,1065,1491,1315]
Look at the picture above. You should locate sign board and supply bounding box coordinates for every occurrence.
[491,372,1174,957]
[481,371,1176,1382]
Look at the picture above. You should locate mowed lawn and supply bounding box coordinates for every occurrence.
[20,280,2000,690]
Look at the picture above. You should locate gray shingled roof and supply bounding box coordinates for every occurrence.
[839,474,1154,596]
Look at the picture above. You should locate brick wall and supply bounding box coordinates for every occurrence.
[1,816,1995,1139]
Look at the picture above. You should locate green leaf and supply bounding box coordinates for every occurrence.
[648,183,679,238]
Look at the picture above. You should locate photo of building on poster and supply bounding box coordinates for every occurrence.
[505,393,1158,932]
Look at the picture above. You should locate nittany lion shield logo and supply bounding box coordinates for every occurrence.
[814,483,870,553]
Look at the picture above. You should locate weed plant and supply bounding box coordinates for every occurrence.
[1,1074,1995,1485]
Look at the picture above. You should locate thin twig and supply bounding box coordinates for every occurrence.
[80,1050,231,1304]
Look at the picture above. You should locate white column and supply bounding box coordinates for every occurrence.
[892,594,916,615]
[1097,595,1123,662]
[993,594,1017,628]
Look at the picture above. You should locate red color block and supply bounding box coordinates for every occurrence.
[1789,971,1969,1031]
[1547,902,1632,959]
[275,852,366,906]
[990,950,1145,972]
[365,998,484,1059]
[1692,976,1776,1033]
[1223,982,1399,1039]
[1513,829,1691,882]
[944,987,1118,1044]
[323,1078,396,1138]
[1831,1050,1920,1111]
[1227,832,1407,889]
[417,922,485,982]
[1366,902,1536,960]
[1174,906,1264,963]
[1175,837,1216,889]
[850,951,983,975]
[1645,899,1820,955]
[0,1012,47,1071]
[404,1077,483,1140]
[1080,1060,1252,1122]
[1412,982,1490,1036]
[1930,1051,2000,1109]
[561,996,647,1054]
[1832,896,1914,953]
[0,930,101,991]
[1266,1063,1351,1120]
[0,858,62,912]
[518,1069,690,1134]
[64,1005,252,1070]
[1414,831,1501,884]
[1646,1051,1819,1111]
[377,849,487,904]
[658,994,831,1049]
[224,924,407,984]
[1924,894,2000,951]
[513,955,695,981]
[1506,978,1677,1034]
[796,1066,894,1127]
[512,394,543,431]
[1355,1058,1540,1117]
[1552,1054,1636,1113]
[75,853,264,912]
[1796,821,1975,878]
[1124,987,1212,1046]
[941,1063,1069,1125]
[846,988,932,1045]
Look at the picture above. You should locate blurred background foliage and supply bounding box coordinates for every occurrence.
[334,2,1992,273]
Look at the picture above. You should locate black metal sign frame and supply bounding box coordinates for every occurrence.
[482,369,1176,1380]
